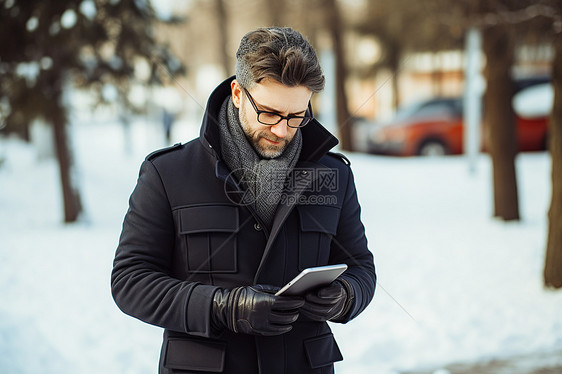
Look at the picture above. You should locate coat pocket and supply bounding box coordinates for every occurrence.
[179,205,239,274]
[303,333,343,369]
[297,205,339,270]
[164,337,226,372]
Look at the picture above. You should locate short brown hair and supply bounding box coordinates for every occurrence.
[235,27,325,93]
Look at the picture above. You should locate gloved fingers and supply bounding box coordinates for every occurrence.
[300,301,333,314]
[272,296,305,310]
[303,282,345,305]
[299,307,328,321]
[269,310,300,325]
[304,292,340,305]
[316,282,345,298]
[251,284,280,294]
[304,293,342,306]
[301,301,343,320]
[300,289,346,322]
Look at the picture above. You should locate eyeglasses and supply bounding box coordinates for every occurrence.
[242,87,313,128]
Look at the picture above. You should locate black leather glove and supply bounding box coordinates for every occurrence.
[211,284,305,336]
[300,279,352,322]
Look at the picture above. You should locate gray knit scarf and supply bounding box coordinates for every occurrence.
[218,96,302,229]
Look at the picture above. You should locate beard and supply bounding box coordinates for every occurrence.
[239,108,292,159]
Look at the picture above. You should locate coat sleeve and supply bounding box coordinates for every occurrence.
[111,159,218,337]
[329,165,376,322]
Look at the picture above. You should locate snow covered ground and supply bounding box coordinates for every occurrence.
[1,116,561,374]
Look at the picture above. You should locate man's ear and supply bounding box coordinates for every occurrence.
[231,80,242,108]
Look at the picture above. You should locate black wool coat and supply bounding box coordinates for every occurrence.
[111,77,376,374]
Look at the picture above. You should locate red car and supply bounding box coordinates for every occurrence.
[367,97,465,156]
[367,81,551,156]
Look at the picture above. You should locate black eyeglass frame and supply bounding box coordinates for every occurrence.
[242,86,314,128]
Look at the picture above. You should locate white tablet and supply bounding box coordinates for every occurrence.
[275,264,348,296]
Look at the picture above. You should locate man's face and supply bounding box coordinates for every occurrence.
[231,78,313,159]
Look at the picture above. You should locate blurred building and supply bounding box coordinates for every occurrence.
[155,0,553,129]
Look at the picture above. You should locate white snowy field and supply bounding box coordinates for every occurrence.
[1,118,561,374]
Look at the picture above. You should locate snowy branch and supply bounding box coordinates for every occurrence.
[432,3,562,33]
[475,4,562,30]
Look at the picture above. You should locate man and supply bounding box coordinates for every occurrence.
[111,27,376,374]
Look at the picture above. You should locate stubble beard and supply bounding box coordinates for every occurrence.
[239,109,291,159]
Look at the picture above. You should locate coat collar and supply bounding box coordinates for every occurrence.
[199,76,339,162]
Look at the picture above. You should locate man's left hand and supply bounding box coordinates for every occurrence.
[300,280,348,322]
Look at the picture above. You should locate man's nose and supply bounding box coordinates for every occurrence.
[270,120,289,138]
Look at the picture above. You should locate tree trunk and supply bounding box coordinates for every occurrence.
[47,74,82,223]
[325,0,353,151]
[544,32,562,289]
[432,52,443,97]
[482,24,519,221]
[389,46,401,110]
[215,0,230,77]
[52,112,82,222]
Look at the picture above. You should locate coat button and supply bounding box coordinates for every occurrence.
[254,223,262,231]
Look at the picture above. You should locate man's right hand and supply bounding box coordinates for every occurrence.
[211,285,304,336]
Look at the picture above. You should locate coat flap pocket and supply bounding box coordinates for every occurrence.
[297,205,339,235]
[180,205,239,234]
[303,333,343,369]
[164,338,226,372]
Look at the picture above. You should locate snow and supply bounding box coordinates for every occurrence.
[1,114,561,374]
[79,1,97,21]
[60,9,77,29]
[513,83,553,118]
[150,0,189,20]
